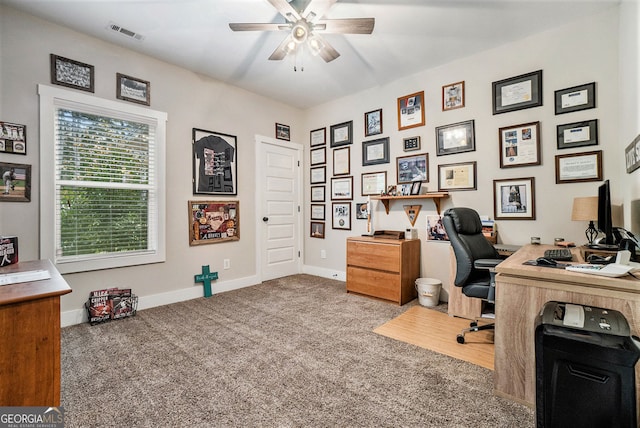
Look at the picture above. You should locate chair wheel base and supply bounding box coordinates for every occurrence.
[470,321,478,328]
[456,334,465,344]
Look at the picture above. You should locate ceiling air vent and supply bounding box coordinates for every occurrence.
[107,22,145,41]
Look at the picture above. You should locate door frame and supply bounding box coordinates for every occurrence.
[254,134,304,282]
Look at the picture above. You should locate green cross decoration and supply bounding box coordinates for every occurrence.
[194,265,218,298]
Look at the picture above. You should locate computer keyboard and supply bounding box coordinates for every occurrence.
[544,248,573,261]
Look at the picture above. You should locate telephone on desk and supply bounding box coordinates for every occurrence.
[565,250,640,277]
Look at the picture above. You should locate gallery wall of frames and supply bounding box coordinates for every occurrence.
[306,73,601,239]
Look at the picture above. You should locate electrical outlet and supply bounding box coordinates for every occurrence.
[223,259,230,269]
[321,250,327,259]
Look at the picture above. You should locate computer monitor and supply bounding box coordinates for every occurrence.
[597,179,616,246]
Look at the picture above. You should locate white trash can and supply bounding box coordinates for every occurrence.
[415,278,442,307]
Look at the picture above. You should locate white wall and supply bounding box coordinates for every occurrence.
[620,1,640,227]
[302,6,623,300]
[0,6,303,323]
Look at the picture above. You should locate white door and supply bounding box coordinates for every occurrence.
[256,135,302,281]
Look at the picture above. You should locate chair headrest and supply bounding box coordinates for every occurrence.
[444,207,482,235]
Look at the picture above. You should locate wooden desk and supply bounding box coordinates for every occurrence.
[0,260,72,406]
[494,245,640,410]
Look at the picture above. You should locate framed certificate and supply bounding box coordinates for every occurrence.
[557,120,598,149]
[555,82,596,115]
[499,122,541,168]
[492,70,543,115]
[555,150,602,184]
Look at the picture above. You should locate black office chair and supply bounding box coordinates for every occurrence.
[442,207,503,344]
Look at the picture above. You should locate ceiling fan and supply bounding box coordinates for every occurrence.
[229,0,375,63]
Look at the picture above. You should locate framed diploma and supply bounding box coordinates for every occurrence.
[438,161,477,191]
[397,91,425,131]
[362,137,390,166]
[310,166,326,184]
[499,121,541,168]
[493,177,536,220]
[310,147,326,166]
[332,147,350,176]
[310,185,325,202]
[330,176,353,200]
[554,82,596,115]
[310,127,326,147]
[492,70,543,115]
[557,119,598,149]
[435,120,475,156]
[330,121,353,147]
[555,150,602,184]
[361,171,387,196]
[310,204,325,221]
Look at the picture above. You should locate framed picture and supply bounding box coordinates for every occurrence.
[310,185,325,202]
[435,120,475,156]
[0,121,26,155]
[403,136,420,152]
[499,121,541,168]
[362,137,390,166]
[493,177,536,220]
[310,221,325,239]
[355,202,369,219]
[397,91,425,131]
[50,54,95,93]
[0,162,31,202]
[276,123,290,141]
[410,181,422,195]
[492,70,543,115]
[555,150,603,184]
[116,73,150,106]
[330,121,353,147]
[557,119,598,149]
[332,202,351,230]
[310,147,326,166]
[310,127,326,146]
[361,171,387,196]
[427,215,449,241]
[331,176,353,200]
[364,108,383,137]
[333,147,350,175]
[438,161,477,191]
[188,200,239,246]
[192,128,237,195]
[555,82,596,115]
[310,204,325,221]
[442,81,465,111]
[310,166,326,184]
[397,153,428,184]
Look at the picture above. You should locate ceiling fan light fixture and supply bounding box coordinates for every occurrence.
[283,40,297,54]
[292,21,309,43]
[308,35,324,56]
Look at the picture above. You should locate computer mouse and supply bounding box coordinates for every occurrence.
[536,257,558,266]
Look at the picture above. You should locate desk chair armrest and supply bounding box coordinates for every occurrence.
[474,258,502,270]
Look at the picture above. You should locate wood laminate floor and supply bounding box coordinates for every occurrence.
[374,306,495,370]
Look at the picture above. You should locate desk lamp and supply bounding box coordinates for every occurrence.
[571,197,598,245]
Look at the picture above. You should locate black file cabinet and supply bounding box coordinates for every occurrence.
[535,301,640,428]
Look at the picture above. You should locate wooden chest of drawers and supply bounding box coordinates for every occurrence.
[346,236,420,305]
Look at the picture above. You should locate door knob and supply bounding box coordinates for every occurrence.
[262,217,269,222]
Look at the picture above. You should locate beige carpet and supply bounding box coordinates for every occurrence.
[374,305,495,370]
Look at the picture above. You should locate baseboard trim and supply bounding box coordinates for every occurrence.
[61,274,260,327]
[302,265,346,282]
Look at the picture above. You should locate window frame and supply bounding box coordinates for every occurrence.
[38,84,167,274]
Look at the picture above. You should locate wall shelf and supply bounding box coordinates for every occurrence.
[371,192,450,215]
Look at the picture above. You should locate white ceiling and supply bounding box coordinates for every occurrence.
[1,0,619,109]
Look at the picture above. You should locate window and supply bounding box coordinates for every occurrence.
[39,84,167,273]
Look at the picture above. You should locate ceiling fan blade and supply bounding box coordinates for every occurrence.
[229,23,289,32]
[302,0,337,21]
[268,34,294,61]
[315,36,340,63]
[316,18,375,34]
[267,0,302,22]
